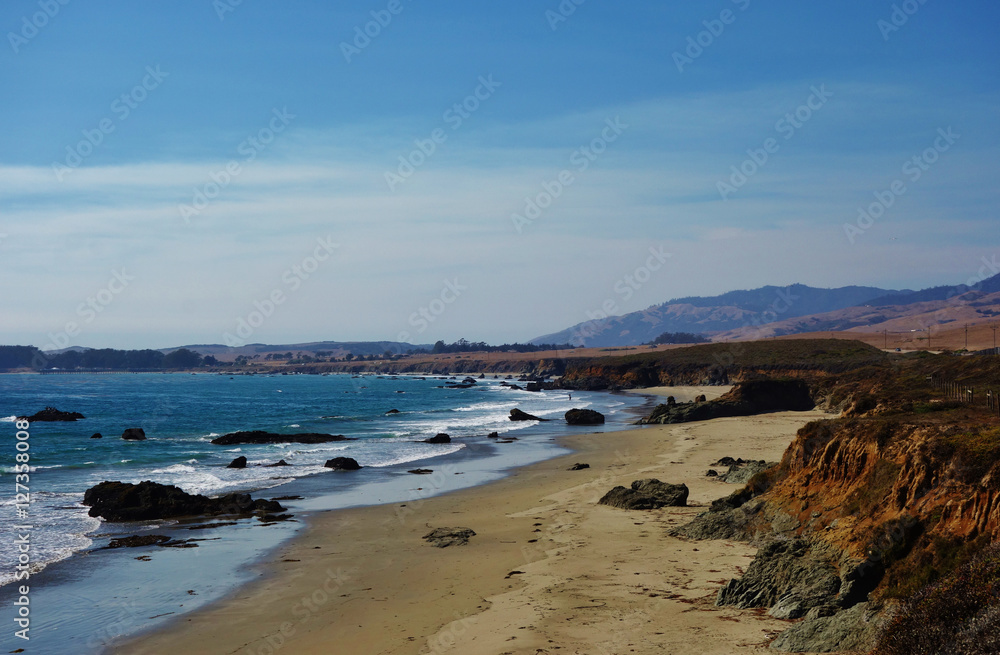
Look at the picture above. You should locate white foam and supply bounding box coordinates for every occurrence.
[0,415,16,422]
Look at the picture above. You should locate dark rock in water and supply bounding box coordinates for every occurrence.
[324,457,361,471]
[423,527,476,547]
[122,428,146,441]
[487,432,500,438]
[424,433,451,444]
[91,433,103,439]
[227,456,247,469]
[598,479,688,509]
[211,431,352,445]
[568,463,590,471]
[716,538,841,619]
[105,535,171,549]
[639,379,814,425]
[265,459,290,467]
[82,481,285,522]
[386,409,401,415]
[509,408,547,422]
[565,408,605,425]
[259,513,294,522]
[18,407,85,422]
[408,469,433,475]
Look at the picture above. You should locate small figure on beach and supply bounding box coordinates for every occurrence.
[568,393,572,400]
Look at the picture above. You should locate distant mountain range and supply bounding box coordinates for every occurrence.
[532,275,1000,347]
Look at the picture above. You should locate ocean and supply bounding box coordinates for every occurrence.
[0,372,651,653]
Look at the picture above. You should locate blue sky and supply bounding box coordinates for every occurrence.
[1,0,999,349]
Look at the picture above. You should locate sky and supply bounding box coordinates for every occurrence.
[1,0,999,350]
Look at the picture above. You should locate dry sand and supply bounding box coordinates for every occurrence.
[118,389,827,655]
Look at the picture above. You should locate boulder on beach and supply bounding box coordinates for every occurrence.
[18,407,85,422]
[568,463,590,471]
[324,457,361,471]
[424,433,451,444]
[122,428,146,441]
[509,408,547,422]
[211,431,352,445]
[82,480,285,522]
[423,527,476,548]
[598,479,689,510]
[565,408,605,425]
[226,456,247,469]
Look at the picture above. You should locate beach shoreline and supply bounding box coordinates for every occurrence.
[116,388,825,655]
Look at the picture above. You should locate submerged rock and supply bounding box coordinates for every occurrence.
[91,433,103,439]
[564,408,605,425]
[18,407,85,422]
[82,480,284,522]
[122,428,146,441]
[212,431,352,445]
[509,408,547,421]
[226,456,247,469]
[424,527,476,547]
[598,479,688,509]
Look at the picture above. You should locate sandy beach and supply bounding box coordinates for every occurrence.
[117,388,827,655]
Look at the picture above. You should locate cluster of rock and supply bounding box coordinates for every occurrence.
[210,431,352,445]
[598,479,688,509]
[508,407,606,425]
[82,481,285,522]
[638,379,814,425]
[18,407,85,422]
[707,456,776,484]
[423,527,476,548]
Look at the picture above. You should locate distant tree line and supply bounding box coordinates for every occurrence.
[649,332,710,345]
[0,346,210,371]
[422,339,574,354]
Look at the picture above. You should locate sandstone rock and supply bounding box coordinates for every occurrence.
[324,457,361,471]
[598,479,688,509]
[565,408,605,425]
[423,527,476,547]
[122,428,146,441]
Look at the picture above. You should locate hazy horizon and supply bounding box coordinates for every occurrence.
[3,1,998,350]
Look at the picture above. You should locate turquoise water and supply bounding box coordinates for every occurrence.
[0,372,650,653]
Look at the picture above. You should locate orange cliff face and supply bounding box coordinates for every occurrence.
[752,411,1000,597]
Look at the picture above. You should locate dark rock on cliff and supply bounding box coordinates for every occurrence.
[122,428,146,441]
[565,408,605,425]
[598,479,688,509]
[423,527,476,547]
[424,433,450,444]
[324,457,361,471]
[18,407,85,422]
[639,379,814,425]
[716,538,841,619]
[82,481,285,522]
[226,456,247,469]
[211,431,352,445]
[509,408,547,421]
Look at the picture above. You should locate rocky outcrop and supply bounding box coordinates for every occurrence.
[211,431,352,445]
[424,433,450,444]
[423,527,476,547]
[718,460,775,485]
[82,481,284,521]
[324,457,361,471]
[122,428,146,441]
[639,379,814,425]
[716,538,841,619]
[226,456,247,469]
[509,408,547,421]
[18,407,85,422]
[565,408,605,425]
[598,479,688,509]
[770,602,880,653]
